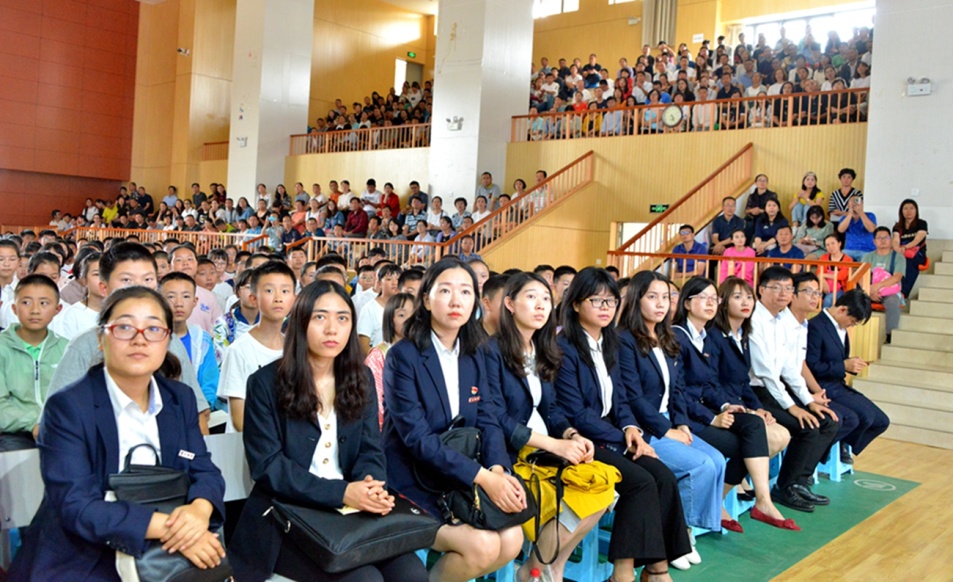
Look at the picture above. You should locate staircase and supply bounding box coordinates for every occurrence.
[855,249,953,450]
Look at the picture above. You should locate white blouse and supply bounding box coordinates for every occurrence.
[432,331,461,419]
[651,346,671,414]
[586,332,614,418]
[524,354,547,436]
[309,408,345,480]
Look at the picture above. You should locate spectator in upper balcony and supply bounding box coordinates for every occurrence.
[408,180,428,209]
[476,172,502,210]
[710,196,745,257]
[838,196,876,262]
[691,86,716,131]
[838,48,861,84]
[344,198,369,238]
[671,224,707,278]
[402,195,426,235]
[736,58,757,89]
[794,79,825,125]
[582,53,602,87]
[752,199,789,256]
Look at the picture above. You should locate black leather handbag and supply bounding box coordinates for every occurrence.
[265,491,441,573]
[523,449,570,565]
[415,418,537,531]
[108,444,232,582]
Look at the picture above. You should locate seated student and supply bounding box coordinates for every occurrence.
[48,243,209,433]
[892,199,928,298]
[555,267,690,582]
[480,273,510,337]
[365,292,414,428]
[54,251,104,341]
[161,272,221,412]
[169,245,223,335]
[484,273,615,581]
[212,268,258,360]
[748,267,839,513]
[618,272,726,568]
[670,224,707,280]
[0,239,19,310]
[382,259,524,582]
[357,263,402,355]
[709,197,745,257]
[397,267,423,297]
[837,196,876,261]
[807,288,889,463]
[719,228,756,286]
[794,206,834,258]
[766,225,805,271]
[229,281,428,582]
[672,277,799,532]
[218,261,296,431]
[450,197,471,230]
[9,286,226,580]
[752,199,789,256]
[0,275,67,451]
[0,251,67,330]
[862,227,905,343]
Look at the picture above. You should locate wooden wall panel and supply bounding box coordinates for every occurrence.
[493,123,868,270]
[0,169,120,226]
[198,159,229,191]
[532,1,643,70]
[720,0,855,23]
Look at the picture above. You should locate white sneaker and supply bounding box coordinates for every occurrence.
[670,555,692,570]
[686,545,702,565]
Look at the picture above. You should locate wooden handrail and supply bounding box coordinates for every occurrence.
[240,233,268,251]
[290,123,431,155]
[615,143,753,253]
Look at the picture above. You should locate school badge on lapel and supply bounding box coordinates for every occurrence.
[468,386,480,403]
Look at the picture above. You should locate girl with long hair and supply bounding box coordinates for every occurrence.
[789,171,826,227]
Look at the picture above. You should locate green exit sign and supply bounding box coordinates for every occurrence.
[407,51,417,58]
[649,204,670,213]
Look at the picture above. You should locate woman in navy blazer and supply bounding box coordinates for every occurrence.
[9,286,226,581]
[230,281,427,582]
[672,277,797,532]
[484,273,611,581]
[617,271,726,552]
[554,267,690,582]
[382,258,524,582]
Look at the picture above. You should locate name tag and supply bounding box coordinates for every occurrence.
[468,396,481,404]
[178,450,195,460]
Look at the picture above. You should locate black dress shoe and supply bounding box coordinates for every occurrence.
[840,443,854,465]
[791,483,830,506]
[771,485,815,513]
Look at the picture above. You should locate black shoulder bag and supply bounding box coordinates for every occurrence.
[108,444,232,582]
[523,449,570,565]
[413,416,537,531]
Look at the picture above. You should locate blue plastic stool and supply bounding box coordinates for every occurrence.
[564,524,613,582]
[815,441,854,483]
[723,487,754,522]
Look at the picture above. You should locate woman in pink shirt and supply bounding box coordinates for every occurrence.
[720,228,756,286]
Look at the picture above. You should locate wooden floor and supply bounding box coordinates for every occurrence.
[774,438,953,581]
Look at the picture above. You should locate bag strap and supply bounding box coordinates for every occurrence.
[123,443,161,471]
[889,250,896,273]
[529,463,565,566]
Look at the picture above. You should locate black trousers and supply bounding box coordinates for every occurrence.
[0,432,36,452]
[753,387,838,490]
[828,387,890,455]
[594,446,692,565]
[274,541,428,582]
[697,413,769,485]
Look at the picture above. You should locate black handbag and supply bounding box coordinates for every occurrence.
[265,491,441,573]
[414,418,537,531]
[523,449,569,565]
[108,444,232,582]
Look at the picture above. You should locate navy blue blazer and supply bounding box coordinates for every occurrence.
[618,330,690,439]
[483,338,572,463]
[230,361,385,582]
[806,311,850,397]
[9,366,225,582]
[553,335,638,451]
[673,326,721,433]
[705,328,764,411]
[382,338,510,516]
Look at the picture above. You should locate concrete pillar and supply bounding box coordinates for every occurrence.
[428,0,534,204]
[227,0,314,197]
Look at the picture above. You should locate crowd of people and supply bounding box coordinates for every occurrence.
[666,167,927,344]
[525,26,873,137]
[2,201,893,581]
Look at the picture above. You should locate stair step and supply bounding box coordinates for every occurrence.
[883,425,953,450]
[909,301,953,319]
[890,330,953,352]
[942,251,953,263]
[934,262,953,276]
[866,361,953,390]
[878,345,953,368]
[876,402,953,434]
[899,314,953,334]
[918,287,953,303]
[917,274,953,290]
[855,379,953,412]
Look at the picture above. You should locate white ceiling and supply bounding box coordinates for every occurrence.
[379,0,438,16]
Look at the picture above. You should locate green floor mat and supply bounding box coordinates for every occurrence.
[673,471,919,581]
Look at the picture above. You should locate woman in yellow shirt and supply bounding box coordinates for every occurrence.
[789,171,826,227]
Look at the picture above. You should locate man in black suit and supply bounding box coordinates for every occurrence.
[806,289,889,463]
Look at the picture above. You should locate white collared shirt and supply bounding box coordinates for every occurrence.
[681,322,706,353]
[310,408,345,480]
[431,331,461,419]
[651,347,671,413]
[823,309,848,347]
[585,332,614,418]
[104,369,163,471]
[524,353,547,436]
[748,302,813,409]
[727,327,744,352]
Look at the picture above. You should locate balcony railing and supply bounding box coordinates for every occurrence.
[512,88,869,143]
[71,226,254,255]
[613,144,753,271]
[289,123,431,155]
[201,141,229,161]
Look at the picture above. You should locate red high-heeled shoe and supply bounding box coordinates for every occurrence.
[751,507,801,531]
